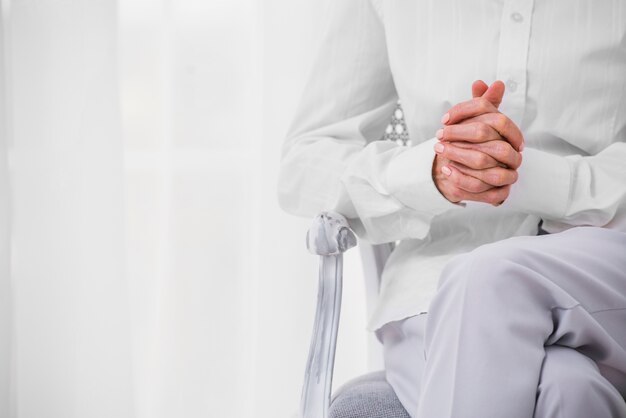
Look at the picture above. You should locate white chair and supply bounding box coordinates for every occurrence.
[300,211,408,418]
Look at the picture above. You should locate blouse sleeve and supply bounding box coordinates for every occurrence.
[277,0,461,244]
[501,142,626,231]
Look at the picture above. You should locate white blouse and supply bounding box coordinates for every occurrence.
[277,0,626,331]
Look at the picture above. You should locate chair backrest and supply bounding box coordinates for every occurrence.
[359,242,395,315]
[358,242,395,369]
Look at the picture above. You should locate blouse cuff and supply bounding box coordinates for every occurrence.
[500,146,571,219]
[385,137,463,215]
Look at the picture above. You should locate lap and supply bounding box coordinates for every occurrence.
[440,226,626,314]
[432,226,626,394]
[470,226,626,274]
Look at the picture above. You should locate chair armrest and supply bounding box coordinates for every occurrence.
[300,211,357,418]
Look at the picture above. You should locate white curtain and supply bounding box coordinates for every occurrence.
[2,0,133,416]
[0,0,372,417]
[0,2,11,416]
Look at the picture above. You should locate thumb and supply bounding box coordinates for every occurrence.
[472,80,489,98]
[482,80,505,108]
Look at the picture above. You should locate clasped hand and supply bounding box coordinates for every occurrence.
[432,80,524,205]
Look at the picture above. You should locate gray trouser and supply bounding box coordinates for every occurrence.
[380,227,626,418]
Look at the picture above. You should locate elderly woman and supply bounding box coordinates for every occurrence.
[278,1,626,417]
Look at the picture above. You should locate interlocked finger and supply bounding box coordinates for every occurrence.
[443,97,499,125]
[448,140,522,169]
[438,122,501,143]
[437,165,511,205]
[459,113,525,152]
[435,142,499,170]
[444,165,493,193]
[449,161,519,187]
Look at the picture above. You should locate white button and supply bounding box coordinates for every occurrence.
[506,79,518,92]
[394,108,403,119]
[511,12,523,22]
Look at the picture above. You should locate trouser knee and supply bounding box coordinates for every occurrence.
[534,346,626,418]
[434,241,539,314]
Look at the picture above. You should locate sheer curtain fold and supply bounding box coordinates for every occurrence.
[1,2,13,417]
[3,1,133,417]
